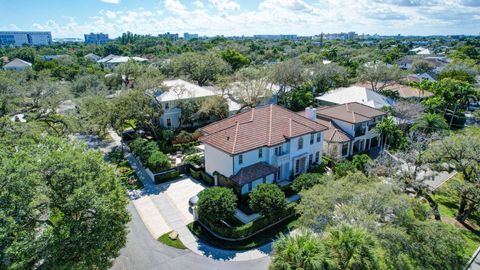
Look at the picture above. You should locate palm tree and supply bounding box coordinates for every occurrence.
[327,226,381,270]
[412,113,448,134]
[373,116,402,150]
[271,231,332,270]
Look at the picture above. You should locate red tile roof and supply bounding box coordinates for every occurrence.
[200,104,328,154]
[315,117,353,143]
[231,162,278,186]
[316,102,386,124]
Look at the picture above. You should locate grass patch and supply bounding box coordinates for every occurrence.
[433,174,480,257]
[158,231,187,249]
[187,215,299,250]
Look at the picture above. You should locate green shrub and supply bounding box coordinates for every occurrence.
[183,154,204,167]
[190,168,201,179]
[291,173,327,192]
[146,151,170,173]
[154,171,180,184]
[249,184,287,217]
[308,163,326,174]
[197,187,237,222]
[199,171,214,185]
[333,160,357,178]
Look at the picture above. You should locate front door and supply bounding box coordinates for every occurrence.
[295,157,306,176]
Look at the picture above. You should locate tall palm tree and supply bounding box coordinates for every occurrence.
[373,116,402,150]
[327,226,381,270]
[271,231,333,270]
[412,113,448,134]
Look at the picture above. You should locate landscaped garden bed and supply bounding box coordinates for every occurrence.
[188,214,298,250]
[107,148,144,190]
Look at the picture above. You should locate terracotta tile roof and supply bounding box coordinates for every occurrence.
[383,83,433,98]
[231,162,278,186]
[316,102,386,124]
[315,117,353,143]
[355,82,433,99]
[200,104,328,154]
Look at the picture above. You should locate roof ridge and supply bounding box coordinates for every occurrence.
[268,105,273,145]
[232,121,240,154]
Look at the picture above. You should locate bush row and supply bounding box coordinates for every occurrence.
[189,168,214,186]
[200,204,295,239]
[154,171,180,184]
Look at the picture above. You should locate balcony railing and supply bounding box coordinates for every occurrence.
[354,128,366,137]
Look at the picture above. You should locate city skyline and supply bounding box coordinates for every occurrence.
[1,0,480,38]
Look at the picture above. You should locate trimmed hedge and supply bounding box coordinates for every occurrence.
[189,168,214,186]
[199,204,295,239]
[154,171,180,184]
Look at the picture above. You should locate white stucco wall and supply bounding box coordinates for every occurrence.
[204,144,233,177]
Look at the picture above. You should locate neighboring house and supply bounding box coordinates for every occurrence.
[312,103,386,158]
[2,58,32,71]
[43,55,66,61]
[97,55,148,69]
[383,83,434,99]
[84,53,101,62]
[200,104,328,195]
[155,79,218,129]
[410,47,431,55]
[405,73,436,83]
[316,85,394,109]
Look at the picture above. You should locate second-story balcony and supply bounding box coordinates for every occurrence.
[354,127,366,137]
[272,151,290,166]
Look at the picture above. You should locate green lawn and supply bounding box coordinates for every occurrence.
[158,231,187,249]
[187,215,299,250]
[433,174,480,257]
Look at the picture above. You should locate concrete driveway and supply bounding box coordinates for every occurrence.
[162,177,205,224]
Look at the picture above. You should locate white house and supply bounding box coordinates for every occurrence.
[200,104,328,195]
[97,54,148,69]
[2,58,32,71]
[311,103,386,159]
[84,53,101,62]
[156,79,218,129]
[315,85,394,109]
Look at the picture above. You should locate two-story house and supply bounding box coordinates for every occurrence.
[200,104,328,195]
[301,103,386,159]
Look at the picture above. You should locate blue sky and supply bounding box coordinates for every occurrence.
[1,0,479,38]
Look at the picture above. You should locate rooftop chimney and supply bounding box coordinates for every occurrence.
[304,107,317,121]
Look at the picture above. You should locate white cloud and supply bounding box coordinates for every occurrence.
[193,1,204,8]
[164,0,188,15]
[209,0,240,11]
[105,10,117,19]
[100,0,120,4]
[22,0,480,38]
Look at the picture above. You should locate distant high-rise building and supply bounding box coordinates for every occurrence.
[348,32,356,40]
[183,32,199,40]
[84,33,109,44]
[0,31,52,47]
[159,32,179,41]
[253,34,298,41]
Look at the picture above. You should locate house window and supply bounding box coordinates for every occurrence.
[274,146,282,156]
[342,143,349,156]
[164,102,169,110]
[295,159,300,174]
[166,118,172,127]
[258,148,263,158]
[310,134,314,144]
[248,182,252,191]
[309,154,313,165]
[298,137,304,150]
[315,152,320,163]
[317,132,321,142]
[239,154,243,164]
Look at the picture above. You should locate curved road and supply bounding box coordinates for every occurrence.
[112,203,271,270]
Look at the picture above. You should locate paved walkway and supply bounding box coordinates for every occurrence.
[467,247,480,270]
[126,152,272,261]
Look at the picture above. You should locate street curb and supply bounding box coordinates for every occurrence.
[464,246,480,270]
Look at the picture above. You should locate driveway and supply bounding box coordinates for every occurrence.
[112,203,271,270]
